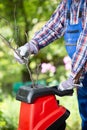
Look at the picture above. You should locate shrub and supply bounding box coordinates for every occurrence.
[0,96,20,130]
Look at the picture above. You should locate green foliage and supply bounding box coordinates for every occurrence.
[0,97,20,130]
[0,0,60,45]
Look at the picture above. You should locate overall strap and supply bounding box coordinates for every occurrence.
[67,0,72,19]
[80,0,85,11]
[67,0,85,19]
[79,0,85,17]
[67,0,71,11]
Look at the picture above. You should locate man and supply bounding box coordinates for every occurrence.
[15,0,87,129]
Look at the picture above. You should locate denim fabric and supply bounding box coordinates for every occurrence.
[77,72,87,130]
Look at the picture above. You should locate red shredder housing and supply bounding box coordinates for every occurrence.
[16,86,73,130]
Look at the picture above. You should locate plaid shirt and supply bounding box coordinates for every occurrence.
[30,0,87,78]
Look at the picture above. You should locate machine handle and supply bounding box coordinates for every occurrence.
[50,86,73,96]
[16,86,74,103]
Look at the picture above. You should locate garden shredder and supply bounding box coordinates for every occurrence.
[16,86,73,130]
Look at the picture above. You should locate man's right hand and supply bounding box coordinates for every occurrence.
[58,76,74,91]
[14,42,38,64]
[58,75,83,91]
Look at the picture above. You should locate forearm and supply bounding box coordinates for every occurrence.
[71,26,87,79]
[29,1,66,50]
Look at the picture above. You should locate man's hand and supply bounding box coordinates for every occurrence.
[14,42,38,64]
[58,76,74,91]
[58,75,83,91]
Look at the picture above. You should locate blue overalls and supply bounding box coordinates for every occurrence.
[64,0,87,129]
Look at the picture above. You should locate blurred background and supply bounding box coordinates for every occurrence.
[0,0,81,130]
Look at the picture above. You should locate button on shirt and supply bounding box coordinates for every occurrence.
[30,0,87,78]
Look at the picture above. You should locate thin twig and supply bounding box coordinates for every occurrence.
[25,32,35,87]
[13,6,35,88]
[0,16,11,25]
[14,5,20,45]
[0,12,35,88]
[35,64,41,85]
